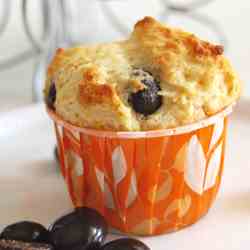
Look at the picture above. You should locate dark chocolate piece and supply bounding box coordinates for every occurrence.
[49,207,108,250]
[0,240,53,250]
[100,238,151,250]
[0,221,50,244]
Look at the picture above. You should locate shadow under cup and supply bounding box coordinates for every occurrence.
[47,104,234,236]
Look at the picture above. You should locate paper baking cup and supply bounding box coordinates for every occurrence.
[47,104,234,236]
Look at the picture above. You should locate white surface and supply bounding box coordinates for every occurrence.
[0,0,249,113]
[0,100,249,250]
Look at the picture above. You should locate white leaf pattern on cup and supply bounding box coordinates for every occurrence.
[95,167,104,192]
[209,119,224,151]
[155,172,173,202]
[178,195,192,218]
[74,154,84,176]
[148,171,173,203]
[184,135,206,195]
[71,130,81,141]
[164,195,191,219]
[66,150,83,176]
[112,146,127,187]
[125,170,138,208]
[57,125,63,138]
[104,181,115,210]
[132,218,160,235]
[95,167,115,209]
[172,144,186,173]
[204,143,222,190]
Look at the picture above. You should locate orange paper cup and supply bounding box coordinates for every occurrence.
[47,104,234,236]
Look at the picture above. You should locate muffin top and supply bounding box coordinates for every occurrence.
[44,17,241,131]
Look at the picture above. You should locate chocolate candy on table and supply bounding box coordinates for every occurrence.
[49,207,108,250]
[0,208,150,250]
[0,239,54,250]
[0,222,50,244]
[100,238,151,250]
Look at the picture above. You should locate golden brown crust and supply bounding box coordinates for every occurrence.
[78,67,118,105]
[186,35,224,57]
[44,17,241,131]
[79,82,117,105]
[134,16,224,57]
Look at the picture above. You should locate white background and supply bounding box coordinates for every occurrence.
[0,0,249,112]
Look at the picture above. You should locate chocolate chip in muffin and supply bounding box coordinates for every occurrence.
[129,69,162,116]
[46,82,56,110]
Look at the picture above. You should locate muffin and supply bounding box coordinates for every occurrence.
[45,17,240,236]
[45,16,240,131]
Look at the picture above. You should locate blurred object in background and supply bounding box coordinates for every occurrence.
[0,0,248,112]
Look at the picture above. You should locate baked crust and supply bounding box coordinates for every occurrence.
[44,17,241,131]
